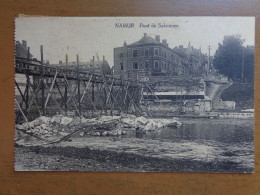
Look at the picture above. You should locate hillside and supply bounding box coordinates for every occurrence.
[221,83,254,110]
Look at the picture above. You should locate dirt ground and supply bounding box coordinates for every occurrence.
[15,145,252,173]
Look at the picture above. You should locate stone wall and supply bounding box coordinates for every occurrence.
[143,99,212,117]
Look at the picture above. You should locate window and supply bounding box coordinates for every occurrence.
[133,62,138,69]
[120,53,124,58]
[164,52,166,58]
[154,48,159,56]
[145,61,149,69]
[154,61,159,69]
[120,62,124,70]
[145,49,149,56]
[133,50,138,57]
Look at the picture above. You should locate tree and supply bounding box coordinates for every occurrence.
[243,46,254,83]
[213,35,254,82]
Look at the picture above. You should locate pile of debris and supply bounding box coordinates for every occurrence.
[15,114,182,145]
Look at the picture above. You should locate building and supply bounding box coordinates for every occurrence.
[15,40,33,59]
[173,42,210,76]
[114,33,209,81]
[53,56,111,75]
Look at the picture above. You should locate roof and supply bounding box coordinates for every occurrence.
[127,35,189,60]
[128,35,159,47]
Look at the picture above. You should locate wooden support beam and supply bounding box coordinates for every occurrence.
[95,82,105,116]
[26,75,29,112]
[80,74,93,103]
[77,54,81,118]
[64,81,68,115]
[66,85,78,106]
[15,54,141,119]
[40,45,45,116]
[26,79,42,116]
[42,78,64,115]
[44,70,58,109]
[63,73,80,116]
[15,81,27,110]
[15,99,31,129]
[92,77,95,117]
[79,75,98,114]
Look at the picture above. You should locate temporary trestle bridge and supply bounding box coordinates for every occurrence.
[15,47,158,124]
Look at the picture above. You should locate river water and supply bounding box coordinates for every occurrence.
[60,118,254,173]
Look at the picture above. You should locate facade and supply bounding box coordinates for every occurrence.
[173,42,209,75]
[114,33,209,80]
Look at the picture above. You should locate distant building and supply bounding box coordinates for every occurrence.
[114,33,209,80]
[173,42,209,75]
[15,40,33,59]
[53,56,111,75]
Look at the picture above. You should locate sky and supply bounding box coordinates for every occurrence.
[15,17,255,67]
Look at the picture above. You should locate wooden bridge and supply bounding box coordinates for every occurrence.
[14,46,148,123]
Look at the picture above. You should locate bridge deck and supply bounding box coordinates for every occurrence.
[15,57,137,87]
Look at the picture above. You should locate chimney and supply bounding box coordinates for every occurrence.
[59,60,62,65]
[103,55,105,62]
[179,45,183,49]
[144,33,147,38]
[162,39,168,46]
[22,40,27,49]
[155,35,160,43]
[124,41,127,47]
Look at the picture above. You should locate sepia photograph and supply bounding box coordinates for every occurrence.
[14,17,254,172]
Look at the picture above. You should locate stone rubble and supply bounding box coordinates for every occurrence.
[15,114,182,145]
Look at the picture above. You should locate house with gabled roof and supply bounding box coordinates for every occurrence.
[114,33,209,81]
[114,33,192,81]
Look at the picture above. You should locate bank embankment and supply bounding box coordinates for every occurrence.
[15,145,252,172]
[221,82,254,110]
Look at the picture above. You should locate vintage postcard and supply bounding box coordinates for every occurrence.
[14,17,254,172]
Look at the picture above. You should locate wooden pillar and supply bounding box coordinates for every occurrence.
[92,77,95,117]
[25,47,30,113]
[110,84,114,116]
[66,54,68,67]
[102,55,105,75]
[65,54,68,115]
[77,54,81,118]
[40,45,45,116]
[92,56,95,73]
[104,84,107,114]
[25,75,29,112]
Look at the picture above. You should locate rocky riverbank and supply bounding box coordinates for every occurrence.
[15,117,254,173]
[15,114,181,146]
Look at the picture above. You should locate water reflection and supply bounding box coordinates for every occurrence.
[140,118,254,144]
